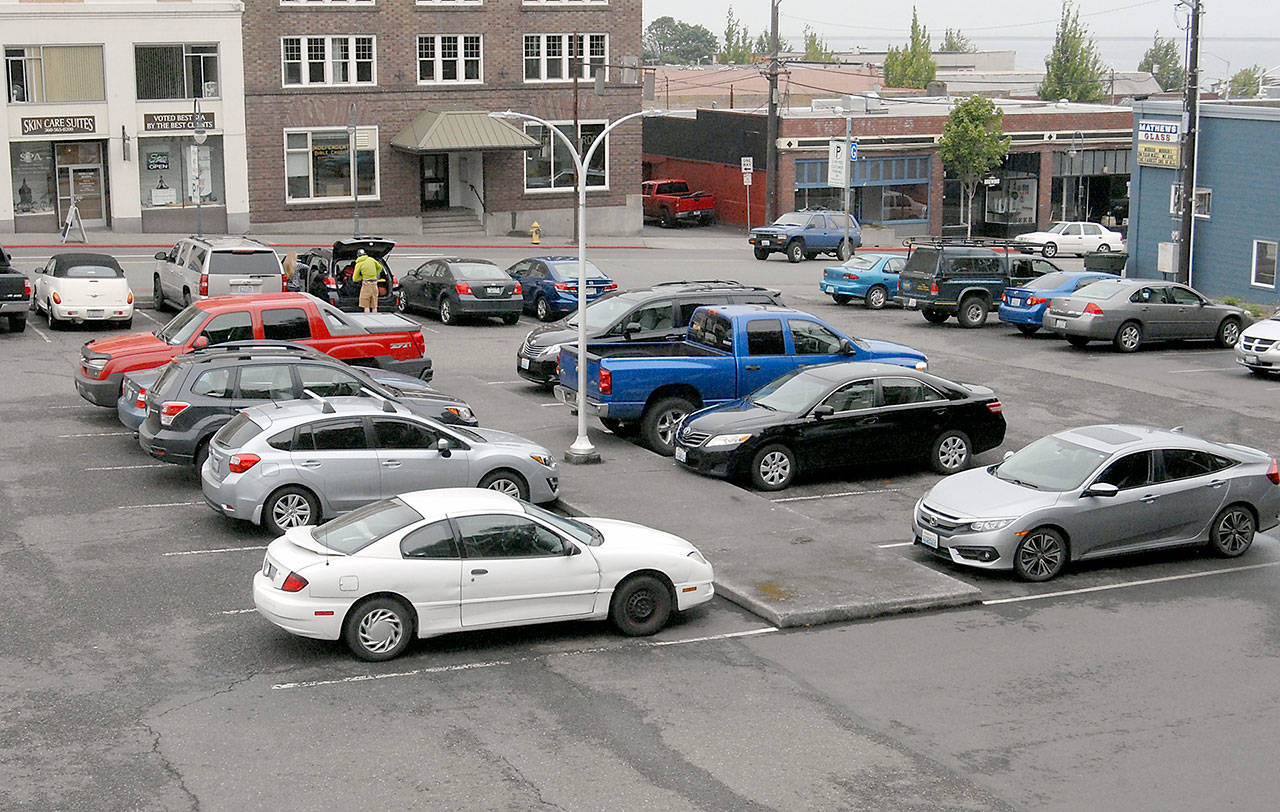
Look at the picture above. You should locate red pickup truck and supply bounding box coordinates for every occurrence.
[75,292,431,406]
[642,179,716,227]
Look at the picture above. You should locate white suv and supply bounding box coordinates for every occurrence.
[153,236,284,310]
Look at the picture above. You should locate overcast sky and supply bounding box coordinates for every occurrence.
[641,0,1280,81]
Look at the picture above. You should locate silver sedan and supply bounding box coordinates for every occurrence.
[1045,279,1245,352]
[912,424,1280,580]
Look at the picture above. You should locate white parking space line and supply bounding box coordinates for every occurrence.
[771,488,900,503]
[272,626,778,690]
[877,541,915,548]
[57,431,133,438]
[135,309,161,325]
[1168,368,1228,374]
[981,560,1280,605]
[121,500,204,510]
[46,404,95,410]
[215,608,258,615]
[86,464,165,471]
[162,544,267,557]
[28,324,52,344]
[540,402,565,408]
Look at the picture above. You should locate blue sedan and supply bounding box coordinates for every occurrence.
[819,252,906,309]
[506,256,618,321]
[999,270,1120,334]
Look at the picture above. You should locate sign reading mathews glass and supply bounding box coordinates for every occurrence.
[1137,120,1181,168]
[20,116,96,136]
[143,112,215,132]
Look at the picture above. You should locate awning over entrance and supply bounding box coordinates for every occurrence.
[390,110,539,154]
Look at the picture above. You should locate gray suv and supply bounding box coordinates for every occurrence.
[202,397,560,534]
[153,235,284,310]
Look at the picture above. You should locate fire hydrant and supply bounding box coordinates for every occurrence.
[530,221,541,245]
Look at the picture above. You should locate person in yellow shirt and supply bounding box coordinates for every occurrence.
[352,249,381,312]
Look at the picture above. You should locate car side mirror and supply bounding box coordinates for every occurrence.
[811,404,835,419]
[192,335,209,349]
[436,437,452,458]
[155,251,168,261]
[623,321,642,338]
[837,338,856,355]
[1083,482,1119,498]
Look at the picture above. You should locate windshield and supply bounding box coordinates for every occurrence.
[772,213,808,227]
[150,362,183,399]
[567,292,645,330]
[453,263,509,281]
[1045,222,1070,235]
[838,255,880,270]
[748,369,832,412]
[311,497,424,554]
[64,264,124,279]
[213,412,264,449]
[903,248,940,276]
[524,503,602,546]
[154,307,206,345]
[206,251,281,275]
[1074,281,1127,300]
[994,434,1109,491]
[1022,272,1072,291]
[548,260,608,280]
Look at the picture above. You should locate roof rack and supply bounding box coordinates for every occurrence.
[301,388,336,414]
[652,279,746,288]
[902,236,1040,251]
[183,340,324,361]
[360,386,399,413]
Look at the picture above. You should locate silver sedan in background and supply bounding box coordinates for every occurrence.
[1045,279,1245,352]
[912,424,1280,581]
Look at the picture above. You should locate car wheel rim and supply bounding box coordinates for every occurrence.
[938,437,967,470]
[1223,323,1240,345]
[1019,533,1063,579]
[759,451,791,485]
[966,304,983,323]
[358,608,402,653]
[869,289,885,308]
[272,494,312,528]
[1218,510,1253,554]
[441,301,450,320]
[625,588,656,622]
[1121,327,1139,349]
[657,410,686,446]
[485,478,522,498]
[537,300,547,319]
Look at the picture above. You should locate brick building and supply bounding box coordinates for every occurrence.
[244,0,644,237]
[644,98,1135,239]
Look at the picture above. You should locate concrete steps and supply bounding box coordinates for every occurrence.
[421,207,483,237]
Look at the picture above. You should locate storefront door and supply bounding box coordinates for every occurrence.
[421,154,449,210]
[57,165,106,227]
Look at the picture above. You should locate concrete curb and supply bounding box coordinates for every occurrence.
[712,578,983,628]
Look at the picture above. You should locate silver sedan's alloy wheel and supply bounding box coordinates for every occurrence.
[484,477,522,498]
[1211,506,1254,556]
[1218,320,1241,348]
[758,450,792,487]
[272,493,313,528]
[357,608,403,654]
[1116,323,1142,352]
[1016,530,1065,581]
[936,436,968,471]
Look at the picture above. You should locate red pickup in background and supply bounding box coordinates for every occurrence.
[642,179,716,228]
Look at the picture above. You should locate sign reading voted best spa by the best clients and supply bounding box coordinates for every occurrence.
[21,116,96,136]
[142,112,215,132]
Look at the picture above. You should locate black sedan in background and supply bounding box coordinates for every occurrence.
[401,257,523,325]
[674,362,1007,491]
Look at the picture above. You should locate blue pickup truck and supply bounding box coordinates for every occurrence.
[555,304,928,454]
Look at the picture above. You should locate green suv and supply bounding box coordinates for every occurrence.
[894,243,1061,328]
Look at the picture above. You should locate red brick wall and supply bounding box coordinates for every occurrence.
[642,156,766,228]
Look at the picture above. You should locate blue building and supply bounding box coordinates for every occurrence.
[1129,101,1280,303]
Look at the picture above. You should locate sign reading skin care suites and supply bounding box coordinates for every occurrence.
[21,116,96,136]
[1137,120,1181,168]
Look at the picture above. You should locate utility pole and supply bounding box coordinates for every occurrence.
[765,0,781,224]
[1177,0,1202,285]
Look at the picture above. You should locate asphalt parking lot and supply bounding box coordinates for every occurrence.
[6,232,1280,808]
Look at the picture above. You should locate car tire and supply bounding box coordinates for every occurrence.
[478,469,530,501]
[344,596,414,662]
[929,430,971,474]
[641,396,695,456]
[9,314,25,333]
[153,275,165,311]
[501,313,520,326]
[535,296,553,322]
[831,293,853,305]
[957,296,989,328]
[1114,320,1143,353]
[922,308,949,324]
[1215,318,1241,348]
[263,486,320,536]
[753,247,769,261]
[1208,504,1255,558]
[121,318,133,330]
[394,292,406,314]
[192,440,210,477]
[750,443,796,491]
[1042,242,1059,258]
[1246,366,1271,377]
[659,207,675,228]
[609,574,673,637]
[438,296,455,325]
[786,240,805,263]
[46,299,61,329]
[865,285,889,310]
[1014,527,1067,581]
[836,239,853,262]
[1097,243,1111,253]
[1067,335,1091,348]
[1016,324,1041,336]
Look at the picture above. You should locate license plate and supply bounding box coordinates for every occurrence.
[1245,354,1259,364]
[821,284,830,292]
[263,559,276,578]
[907,298,917,308]
[760,240,770,246]
[520,357,530,369]
[674,446,687,462]
[920,529,939,548]
[237,286,253,294]
[88,309,104,317]
[1012,299,1024,307]
[1055,318,1066,328]
[487,287,501,295]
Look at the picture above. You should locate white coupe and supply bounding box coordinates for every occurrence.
[31,252,134,328]
[1014,221,1124,258]
[253,488,716,660]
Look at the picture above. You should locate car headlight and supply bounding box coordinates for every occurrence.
[537,343,563,360]
[530,453,555,468]
[84,358,107,374]
[914,360,928,371]
[444,406,473,422]
[704,433,753,448]
[687,549,709,566]
[969,518,1016,532]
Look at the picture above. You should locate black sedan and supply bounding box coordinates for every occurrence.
[673,362,1007,491]
[401,257,522,325]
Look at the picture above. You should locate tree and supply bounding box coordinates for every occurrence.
[883,7,936,89]
[802,25,835,62]
[719,6,754,64]
[1137,32,1184,92]
[940,28,976,54]
[938,95,1011,238]
[1228,65,1265,98]
[1039,1,1106,102]
[644,16,718,65]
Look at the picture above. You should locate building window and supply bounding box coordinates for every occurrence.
[138,136,226,210]
[1252,240,1277,288]
[417,35,482,84]
[523,121,606,191]
[281,36,375,87]
[285,127,379,202]
[522,34,606,82]
[1169,184,1211,219]
[136,45,220,100]
[6,45,105,103]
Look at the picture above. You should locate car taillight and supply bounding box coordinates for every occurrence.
[1084,302,1104,315]
[199,273,209,297]
[159,401,190,426]
[228,453,261,474]
[390,274,397,287]
[413,331,425,356]
[604,282,617,291]
[23,278,31,297]
[281,276,288,292]
[51,291,62,304]
[135,386,148,410]
[1268,458,1279,485]
[986,400,1003,413]
[513,282,522,295]
[930,282,939,294]
[127,291,134,305]
[553,282,572,291]
[323,276,337,287]
[456,282,473,295]
[1001,292,1008,303]
[843,274,859,281]
[1028,296,1049,306]
[281,571,308,592]
[598,367,612,395]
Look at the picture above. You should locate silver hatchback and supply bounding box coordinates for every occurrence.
[202,397,559,534]
[912,424,1280,581]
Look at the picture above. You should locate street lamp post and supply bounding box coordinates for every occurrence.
[490,108,660,464]
[192,97,207,237]
[348,102,360,237]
